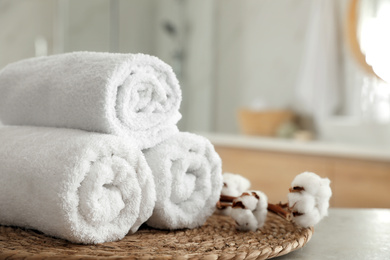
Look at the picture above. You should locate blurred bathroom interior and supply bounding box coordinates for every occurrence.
[1,0,390,146]
[1,0,389,207]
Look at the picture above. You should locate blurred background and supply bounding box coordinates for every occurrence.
[1,0,389,207]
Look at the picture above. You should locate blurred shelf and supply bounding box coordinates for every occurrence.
[202,132,390,162]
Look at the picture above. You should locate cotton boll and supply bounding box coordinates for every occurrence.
[290,171,332,209]
[289,171,332,227]
[251,190,268,228]
[217,175,246,215]
[235,192,259,211]
[217,173,250,215]
[233,191,268,229]
[222,172,251,197]
[288,192,316,214]
[230,207,258,231]
[291,172,322,196]
[292,208,321,228]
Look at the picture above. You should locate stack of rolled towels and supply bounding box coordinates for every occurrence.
[0,52,222,244]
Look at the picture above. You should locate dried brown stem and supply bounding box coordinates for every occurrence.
[219,194,237,203]
[218,195,293,222]
[277,202,289,208]
[267,203,292,221]
[216,201,232,210]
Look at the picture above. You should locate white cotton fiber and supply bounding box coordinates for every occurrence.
[229,190,268,231]
[317,177,332,200]
[318,198,330,218]
[217,192,256,217]
[230,208,258,232]
[217,173,251,216]
[251,191,268,228]
[222,172,251,197]
[291,172,330,197]
[289,172,332,227]
[292,209,321,228]
[236,193,259,211]
[288,192,316,214]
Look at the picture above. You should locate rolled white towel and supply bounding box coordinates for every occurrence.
[143,132,222,230]
[0,52,182,149]
[0,126,156,244]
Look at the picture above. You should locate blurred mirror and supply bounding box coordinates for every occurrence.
[1,0,390,146]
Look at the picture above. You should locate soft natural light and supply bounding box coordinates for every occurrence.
[360,2,390,83]
[359,2,390,123]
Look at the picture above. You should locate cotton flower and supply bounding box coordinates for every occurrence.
[288,171,332,227]
[291,172,332,200]
[292,210,321,227]
[251,191,268,228]
[218,173,251,216]
[229,190,268,231]
[230,207,258,231]
[221,172,251,197]
[288,191,316,214]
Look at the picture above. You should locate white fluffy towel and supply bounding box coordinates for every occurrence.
[0,52,182,149]
[143,132,223,230]
[0,126,156,244]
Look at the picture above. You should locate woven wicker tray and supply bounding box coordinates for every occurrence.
[0,213,313,260]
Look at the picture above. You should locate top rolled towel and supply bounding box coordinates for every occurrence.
[0,52,182,149]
